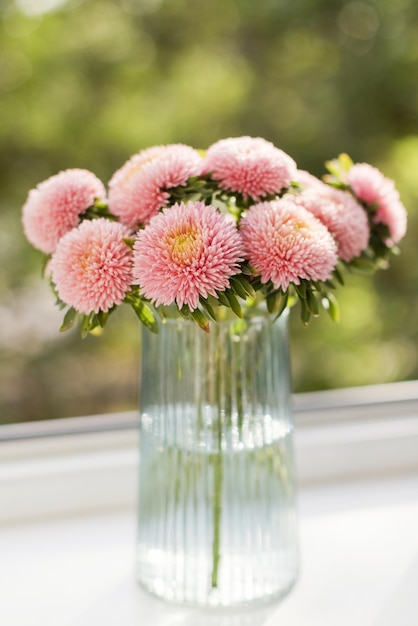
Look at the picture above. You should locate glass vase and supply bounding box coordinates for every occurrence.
[136,310,299,608]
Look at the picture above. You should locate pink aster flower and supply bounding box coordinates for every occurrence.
[240,198,338,291]
[50,218,133,315]
[294,170,324,189]
[108,144,203,228]
[201,136,297,200]
[347,163,407,244]
[22,169,106,254]
[132,201,244,310]
[295,183,370,262]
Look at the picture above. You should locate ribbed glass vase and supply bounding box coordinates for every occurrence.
[136,310,299,608]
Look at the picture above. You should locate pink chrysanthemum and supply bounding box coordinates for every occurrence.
[50,218,133,315]
[132,201,244,310]
[347,163,407,244]
[108,144,203,228]
[202,136,297,200]
[294,170,324,189]
[22,169,106,254]
[295,184,370,262]
[240,198,338,291]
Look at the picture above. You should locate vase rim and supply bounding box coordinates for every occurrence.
[155,308,289,328]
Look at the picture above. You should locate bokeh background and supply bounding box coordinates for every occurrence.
[1,0,418,425]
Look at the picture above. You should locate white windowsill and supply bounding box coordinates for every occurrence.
[2,380,418,525]
[1,380,418,625]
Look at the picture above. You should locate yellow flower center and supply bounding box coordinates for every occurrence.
[169,229,199,264]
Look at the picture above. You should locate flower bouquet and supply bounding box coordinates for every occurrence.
[22,137,407,608]
[22,136,406,334]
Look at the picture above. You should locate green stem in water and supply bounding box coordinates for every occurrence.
[210,328,224,589]
[211,427,223,588]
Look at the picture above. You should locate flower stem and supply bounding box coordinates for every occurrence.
[211,329,224,589]
[211,431,223,588]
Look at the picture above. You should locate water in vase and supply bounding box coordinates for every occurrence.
[136,403,299,608]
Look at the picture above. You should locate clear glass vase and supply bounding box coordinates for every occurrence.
[136,310,299,608]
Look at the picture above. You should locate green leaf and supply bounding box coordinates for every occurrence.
[240,263,256,276]
[249,276,263,291]
[81,314,92,339]
[225,290,242,318]
[96,310,109,328]
[41,254,51,278]
[266,291,276,314]
[131,300,159,333]
[267,290,288,317]
[123,237,135,249]
[199,297,217,321]
[324,293,340,322]
[325,153,353,180]
[216,291,230,307]
[324,158,341,179]
[300,298,311,326]
[266,291,279,314]
[230,276,250,300]
[306,288,319,316]
[333,266,345,286]
[322,179,349,190]
[83,200,115,221]
[233,274,257,299]
[178,305,191,319]
[190,308,210,332]
[274,290,289,319]
[206,293,222,309]
[60,307,77,332]
[349,257,377,273]
[294,282,306,299]
[94,199,109,210]
[338,152,354,171]
[286,293,298,309]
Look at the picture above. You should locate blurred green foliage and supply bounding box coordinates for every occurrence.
[1,0,418,423]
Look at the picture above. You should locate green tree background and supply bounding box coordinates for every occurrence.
[1,0,418,424]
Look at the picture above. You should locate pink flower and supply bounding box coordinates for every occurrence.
[240,198,338,291]
[294,170,324,189]
[22,169,106,254]
[132,201,244,310]
[202,136,297,200]
[108,144,203,228]
[295,183,370,262]
[50,218,133,315]
[347,163,407,244]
